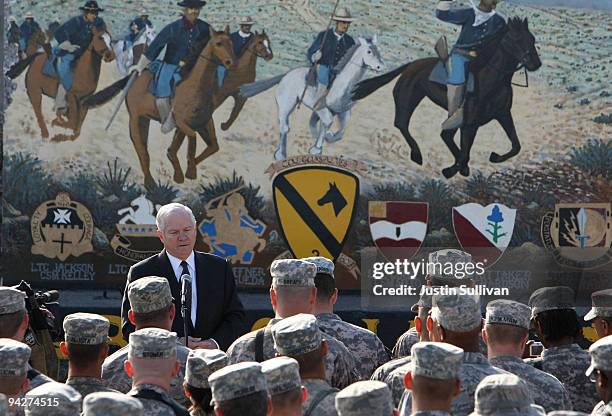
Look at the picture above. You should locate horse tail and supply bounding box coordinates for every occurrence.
[82,75,131,108]
[351,61,412,101]
[6,52,42,79]
[239,72,287,98]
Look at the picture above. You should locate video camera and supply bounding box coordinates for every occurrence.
[12,280,60,336]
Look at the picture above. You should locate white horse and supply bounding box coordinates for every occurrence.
[239,36,385,160]
[112,25,156,76]
[117,194,161,224]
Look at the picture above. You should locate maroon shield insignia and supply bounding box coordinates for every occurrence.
[369,201,428,262]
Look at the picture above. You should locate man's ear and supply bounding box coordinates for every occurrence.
[128,310,136,325]
[184,382,192,398]
[172,359,180,377]
[481,328,488,345]
[321,340,329,357]
[156,229,164,243]
[331,288,339,305]
[270,287,277,310]
[301,386,308,404]
[124,360,134,377]
[403,372,413,390]
[169,303,176,321]
[415,317,422,335]
[60,341,68,357]
[20,378,30,395]
[100,343,110,361]
[453,380,461,397]
[603,319,610,336]
[426,316,433,333]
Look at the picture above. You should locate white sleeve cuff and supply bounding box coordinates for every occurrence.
[437,1,453,11]
[208,338,220,349]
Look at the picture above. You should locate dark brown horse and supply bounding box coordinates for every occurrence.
[352,18,541,179]
[25,27,49,58]
[7,24,115,141]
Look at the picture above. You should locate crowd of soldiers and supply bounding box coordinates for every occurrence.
[0,252,612,415]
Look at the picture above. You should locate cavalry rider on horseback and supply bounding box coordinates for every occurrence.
[436,0,506,130]
[125,9,153,48]
[217,15,255,87]
[306,7,356,110]
[47,16,61,40]
[51,0,106,115]
[130,0,211,134]
[7,16,20,48]
[19,12,41,59]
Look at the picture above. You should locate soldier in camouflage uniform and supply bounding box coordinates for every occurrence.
[271,313,339,416]
[183,349,228,416]
[398,293,506,416]
[103,277,192,407]
[208,362,271,416]
[0,287,52,390]
[584,289,612,338]
[482,300,572,412]
[404,342,464,416]
[335,380,395,415]
[471,374,546,415]
[226,259,358,389]
[392,250,487,359]
[382,294,432,405]
[125,328,189,416]
[261,357,305,416]
[587,336,612,416]
[0,338,31,416]
[24,382,82,416]
[61,312,119,397]
[82,391,144,415]
[526,286,599,413]
[306,256,390,379]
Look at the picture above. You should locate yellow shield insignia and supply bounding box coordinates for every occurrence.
[272,166,359,261]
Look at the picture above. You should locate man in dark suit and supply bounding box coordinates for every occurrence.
[121,203,246,350]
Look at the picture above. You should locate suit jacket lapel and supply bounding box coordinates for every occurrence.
[194,252,209,334]
[160,250,181,300]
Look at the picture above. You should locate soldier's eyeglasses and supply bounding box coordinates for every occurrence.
[589,369,601,383]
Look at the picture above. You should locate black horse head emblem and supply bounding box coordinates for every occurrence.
[317,182,347,217]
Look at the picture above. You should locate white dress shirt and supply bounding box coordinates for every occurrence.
[167,251,197,328]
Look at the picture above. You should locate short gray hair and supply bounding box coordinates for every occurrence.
[156,203,196,232]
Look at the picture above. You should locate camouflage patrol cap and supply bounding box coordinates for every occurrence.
[410,342,463,380]
[271,313,322,356]
[547,412,589,416]
[335,380,393,416]
[0,287,26,315]
[261,357,301,396]
[63,313,110,345]
[209,362,267,403]
[428,249,473,280]
[270,259,316,287]
[470,374,546,416]
[25,382,82,416]
[586,336,612,377]
[0,393,7,414]
[528,286,575,319]
[411,292,433,313]
[584,288,612,321]
[128,276,173,314]
[302,256,335,277]
[0,338,31,377]
[485,299,531,330]
[128,328,177,359]
[431,293,482,332]
[82,392,144,416]
[185,349,228,389]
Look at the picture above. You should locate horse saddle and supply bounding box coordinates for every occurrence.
[429,60,475,93]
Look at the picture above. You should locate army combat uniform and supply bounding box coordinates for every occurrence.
[82,391,144,415]
[586,337,612,416]
[183,349,228,416]
[470,374,546,416]
[335,380,394,416]
[25,382,82,416]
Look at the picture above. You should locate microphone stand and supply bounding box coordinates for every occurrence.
[181,274,191,348]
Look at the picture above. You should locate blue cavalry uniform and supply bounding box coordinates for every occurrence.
[144,16,210,98]
[47,19,61,40]
[7,19,20,46]
[307,28,355,86]
[53,14,105,91]
[435,1,506,130]
[436,4,506,85]
[217,30,253,86]
[19,17,41,52]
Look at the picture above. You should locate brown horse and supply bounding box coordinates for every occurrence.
[352,18,542,179]
[86,27,236,189]
[168,30,274,183]
[25,27,48,58]
[8,24,115,142]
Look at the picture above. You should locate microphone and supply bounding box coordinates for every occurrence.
[180,273,192,346]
